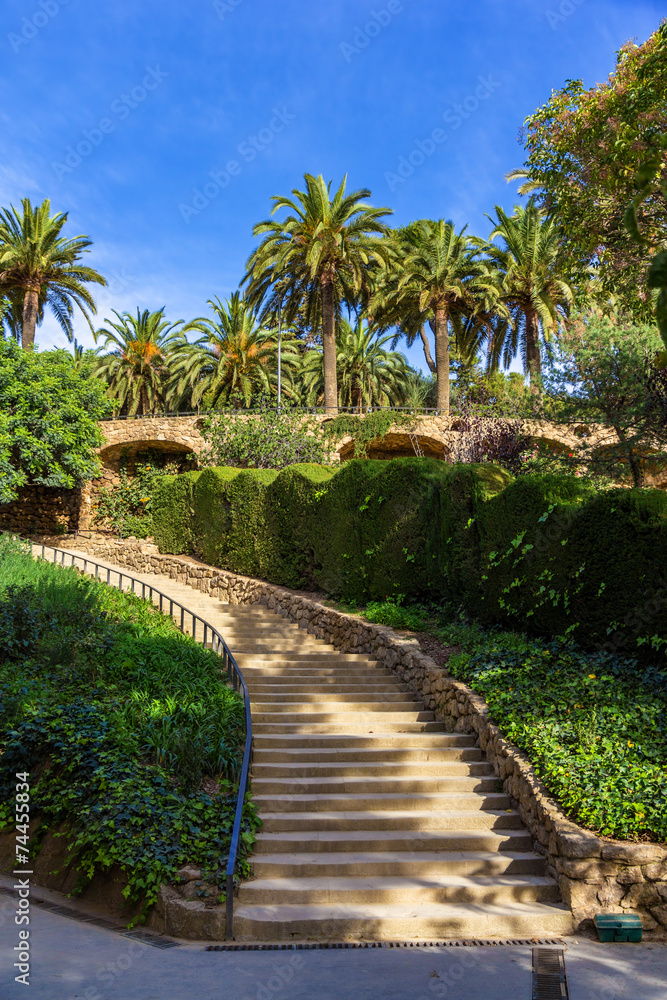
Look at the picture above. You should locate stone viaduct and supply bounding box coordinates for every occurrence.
[94,412,629,481]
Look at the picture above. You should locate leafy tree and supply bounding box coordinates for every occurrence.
[0,341,109,503]
[300,319,410,410]
[0,198,106,350]
[624,133,667,349]
[451,360,532,417]
[94,308,183,416]
[481,202,574,379]
[517,23,667,315]
[539,312,667,486]
[199,399,327,470]
[243,174,392,413]
[370,220,496,414]
[168,292,299,410]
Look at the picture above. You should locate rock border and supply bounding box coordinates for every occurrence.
[38,533,667,937]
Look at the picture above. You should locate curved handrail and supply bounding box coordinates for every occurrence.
[32,542,252,941]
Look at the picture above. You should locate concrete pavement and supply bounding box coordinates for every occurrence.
[1,895,665,999]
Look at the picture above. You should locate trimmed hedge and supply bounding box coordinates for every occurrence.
[151,460,667,657]
[151,471,202,554]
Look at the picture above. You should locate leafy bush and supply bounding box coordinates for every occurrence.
[200,401,327,470]
[151,470,202,554]
[365,596,432,631]
[430,609,667,841]
[0,342,110,503]
[0,537,257,915]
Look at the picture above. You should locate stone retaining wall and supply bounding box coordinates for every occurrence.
[38,533,667,936]
[0,487,91,535]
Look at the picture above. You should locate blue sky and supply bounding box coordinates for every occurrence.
[0,0,663,371]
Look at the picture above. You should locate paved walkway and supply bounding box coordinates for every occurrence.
[1,897,666,999]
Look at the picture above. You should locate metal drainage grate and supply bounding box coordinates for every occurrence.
[532,948,569,1000]
[206,938,565,952]
[0,886,178,949]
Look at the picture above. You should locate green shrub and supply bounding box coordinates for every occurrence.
[152,470,202,553]
[365,596,432,631]
[151,456,667,658]
[192,467,278,577]
[263,464,336,588]
[312,457,450,603]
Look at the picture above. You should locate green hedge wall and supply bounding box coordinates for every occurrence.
[151,460,667,656]
[151,471,202,554]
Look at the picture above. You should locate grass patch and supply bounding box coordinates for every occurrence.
[356,596,667,843]
[0,535,259,918]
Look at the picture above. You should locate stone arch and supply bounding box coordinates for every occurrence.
[337,433,451,462]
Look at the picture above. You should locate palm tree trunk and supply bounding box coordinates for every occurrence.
[525,307,541,383]
[419,325,437,374]
[434,306,450,414]
[22,287,40,350]
[320,277,338,413]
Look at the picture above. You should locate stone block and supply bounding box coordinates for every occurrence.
[616,867,645,885]
[650,904,667,929]
[555,858,618,881]
[555,829,602,859]
[602,843,667,865]
[621,882,663,910]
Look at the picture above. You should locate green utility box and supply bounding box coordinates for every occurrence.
[594,913,643,943]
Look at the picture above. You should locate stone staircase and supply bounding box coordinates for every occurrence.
[40,547,572,942]
[218,606,573,942]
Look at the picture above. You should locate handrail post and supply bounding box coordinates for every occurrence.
[225,873,234,940]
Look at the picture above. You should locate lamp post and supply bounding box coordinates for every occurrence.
[277,305,282,412]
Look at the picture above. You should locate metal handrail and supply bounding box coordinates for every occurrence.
[97,406,610,425]
[33,541,252,941]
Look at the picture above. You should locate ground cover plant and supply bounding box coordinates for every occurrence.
[0,535,258,919]
[360,595,667,843]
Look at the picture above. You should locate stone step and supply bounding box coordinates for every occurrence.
[251,773,497,796]
[233,900,573,941]
[237,654,377,664]
[251,850,547,878]
[252,829,533,855]
[253,791,509,814]
[258,807,521,831]
[253,716,445,737]
[237,873,561,906]
[252,711,436,726]
[252,761,493,779]
[252,721,447,734]
[229,644,329,654]
[253,747,483,764]
[246,681,409,692]
[251,701,427,714]
[253,733,476,750]
[249,691,413,703]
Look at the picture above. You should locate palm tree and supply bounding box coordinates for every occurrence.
[0,198,106,350]
[482,202,575,379]
[371,220,497,414]
[168,293,299,409]
[95,308,183,416]
[0,290,26,342]
[243,174,392,413]
[301,318,410,411]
